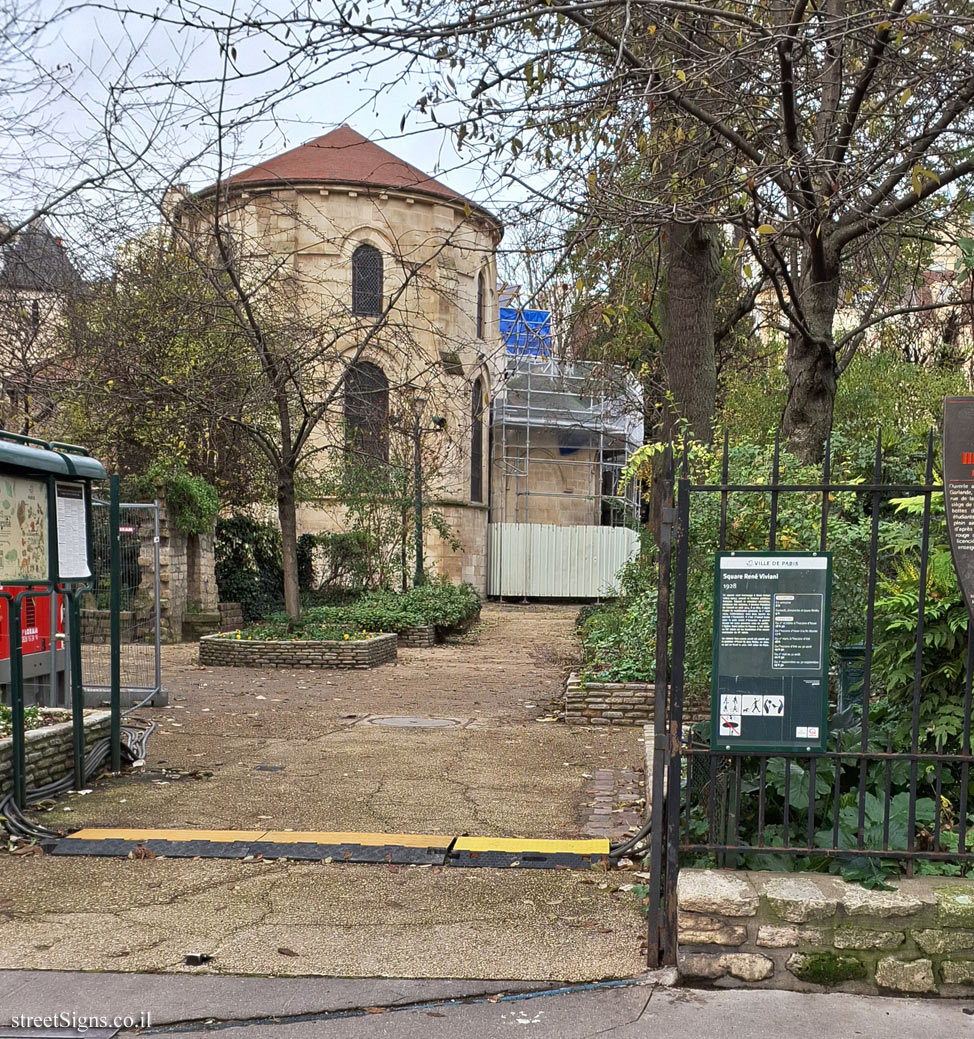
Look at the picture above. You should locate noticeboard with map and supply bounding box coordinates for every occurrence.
[0,475,49,582]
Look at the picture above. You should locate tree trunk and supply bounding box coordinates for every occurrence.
[646,220,720,544]
[277,468,301,620]
[661,220,720,443]
[781,269,840,464]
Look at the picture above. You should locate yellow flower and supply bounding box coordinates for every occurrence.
[343,634,350,640]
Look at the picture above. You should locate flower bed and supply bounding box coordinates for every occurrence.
[0,705,70,739]
[199,630,397,669]
[299,580,481,642]
[0,709,111,798]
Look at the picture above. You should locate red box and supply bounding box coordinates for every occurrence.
[0,588,63,659]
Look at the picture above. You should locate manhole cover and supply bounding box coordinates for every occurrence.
[365,715,463,728]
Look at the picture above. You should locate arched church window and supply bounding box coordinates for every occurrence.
[344,360,389,463]
[470,376,485,502]
[476,270,486,340]
[352,244,383,317]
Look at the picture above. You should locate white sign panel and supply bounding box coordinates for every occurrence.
[55,482,89,579]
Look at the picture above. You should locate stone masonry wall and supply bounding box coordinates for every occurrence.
[199,632,397,669]
[152,483,219,643]
[677,868,974,996]
[80,607,153,644]
[218,603,245,631]
[398,625,436,648]
[0,711,111,797]
[565,673,709,726]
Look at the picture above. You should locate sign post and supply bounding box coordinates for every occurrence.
[711,552,832,752]
[943,397,974,616]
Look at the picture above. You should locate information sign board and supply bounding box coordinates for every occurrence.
[943,397,974,615]
[0,475,49,582]
[55,482,90,580]
[711,552,831,752]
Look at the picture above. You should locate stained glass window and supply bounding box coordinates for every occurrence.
[470,377,485,502]
[344,361,389,463]
[352,244,383,317]
[476,270,486,340]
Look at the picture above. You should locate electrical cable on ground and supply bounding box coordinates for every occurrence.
[0,721,155,842]
[609,816,653,860]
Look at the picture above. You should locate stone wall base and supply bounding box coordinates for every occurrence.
[182,612,221,642]
[399,625,436,648]
[566,673,708,726]
[81,607,152,645]
[676,868,974,996]
[218,602,245,631]
[0,711,111,797]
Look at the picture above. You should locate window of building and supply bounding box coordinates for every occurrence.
[352,244,383,317]
[343,361,389,463]
[470,377,485,502]
[476,270,486,340]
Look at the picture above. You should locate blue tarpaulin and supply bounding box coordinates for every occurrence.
[499,307,551,356]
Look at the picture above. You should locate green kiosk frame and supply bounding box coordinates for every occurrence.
[0,433,106,807]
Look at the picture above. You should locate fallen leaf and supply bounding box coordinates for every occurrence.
[277,947,299,957]
[365,1007,387,1015]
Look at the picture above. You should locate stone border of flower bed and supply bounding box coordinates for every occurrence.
[1,710,111,798]
[398,625,435,648]
[199,631,397,669]
[565,672,709,726]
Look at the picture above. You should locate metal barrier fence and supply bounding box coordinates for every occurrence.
[647,429,970,967]
[81,501,161,708]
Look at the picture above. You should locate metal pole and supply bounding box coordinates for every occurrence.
[153,502,162,699]
[109,475,121,771]
[67,590,85,790]
[413,413,424,587]
[646,446,673,968]
[47,588,57,707]
[9,597,26,809]
[401,499,408,593]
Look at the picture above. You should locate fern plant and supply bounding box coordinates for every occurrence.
[872,491,969,752]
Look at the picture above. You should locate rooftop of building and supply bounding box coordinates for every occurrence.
[206,125,499,228]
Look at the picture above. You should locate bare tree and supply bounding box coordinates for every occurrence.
[180,0,973,459]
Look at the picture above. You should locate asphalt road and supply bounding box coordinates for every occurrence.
[0,971,971,1039]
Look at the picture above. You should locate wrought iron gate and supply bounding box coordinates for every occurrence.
[647,429,974,967]
[81,500,161,708]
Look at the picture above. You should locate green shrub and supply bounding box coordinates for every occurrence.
[579,594,656,682]
[0,704,48,738]
[297,533,317,592]
[295,579,480,637]
[872,493,968,753]
[215,515,284,621]
[399,579,481,631]
[217,617,379,642]
[136,462,220,535]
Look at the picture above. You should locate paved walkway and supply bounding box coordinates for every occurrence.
[0,605,647,980]
[0,970,968,1038]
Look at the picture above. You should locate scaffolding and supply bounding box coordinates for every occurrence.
[489,354,644,528]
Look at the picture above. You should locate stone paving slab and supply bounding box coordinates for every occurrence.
[0,856,645,981]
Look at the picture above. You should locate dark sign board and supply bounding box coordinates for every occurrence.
[943,397,974,616]
[711,552,831,752]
